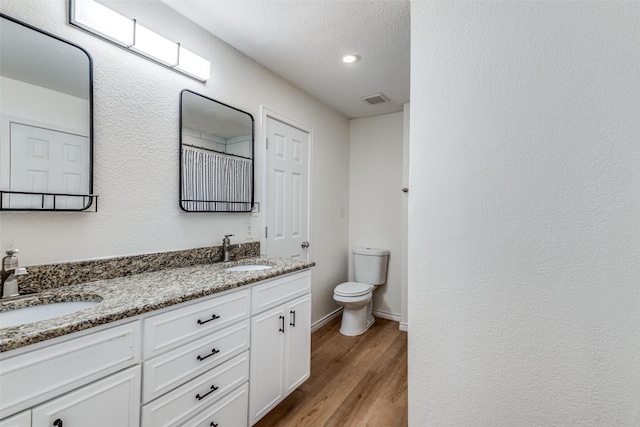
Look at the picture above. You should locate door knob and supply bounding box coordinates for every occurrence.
[301,241,310,248]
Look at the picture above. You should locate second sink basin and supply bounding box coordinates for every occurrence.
[0,301,99,329]
[224,264,273,272]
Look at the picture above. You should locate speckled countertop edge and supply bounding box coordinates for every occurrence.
[0,257,315,353]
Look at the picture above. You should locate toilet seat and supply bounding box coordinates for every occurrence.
[334,282,373,297]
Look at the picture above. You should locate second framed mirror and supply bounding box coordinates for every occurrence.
[179,90,254,212]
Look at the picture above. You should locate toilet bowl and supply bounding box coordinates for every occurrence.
[333,282,374,336]
[333,247,389,336]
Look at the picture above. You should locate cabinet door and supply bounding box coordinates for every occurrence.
[249,306,286,424]
[0,410,30,427]
[285,294,311,396]
[32,366,141,427]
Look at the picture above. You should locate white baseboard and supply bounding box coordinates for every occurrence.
[373,310,407,332]
[312,308,407,333]
[311,308,342,333]
[372,310,401,322]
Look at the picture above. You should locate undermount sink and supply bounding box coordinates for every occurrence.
[224,264,273,272]
[0,301,99,329]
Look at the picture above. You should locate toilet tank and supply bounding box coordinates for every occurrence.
[353,247,390,285]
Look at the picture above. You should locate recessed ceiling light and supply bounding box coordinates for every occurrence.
[342,54,360,63]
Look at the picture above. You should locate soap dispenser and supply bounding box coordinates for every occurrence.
[2,249,27,299]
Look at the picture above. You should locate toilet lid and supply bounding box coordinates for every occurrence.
[335,282,373,297]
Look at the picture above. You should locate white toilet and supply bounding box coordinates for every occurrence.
[333,247,390,336]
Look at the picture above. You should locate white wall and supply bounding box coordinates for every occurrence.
[409,2,640,426]
[0,0,350,326]
[349,112,404,320]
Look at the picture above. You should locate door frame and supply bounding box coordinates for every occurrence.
[260,107,313,260]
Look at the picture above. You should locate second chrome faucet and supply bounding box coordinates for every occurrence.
[222,234,241,262]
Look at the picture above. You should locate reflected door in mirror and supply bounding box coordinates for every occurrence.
[9,123,89,209]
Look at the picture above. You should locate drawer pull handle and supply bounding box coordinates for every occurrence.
[290,310,296,327]
[53,420,63,427]
[196,384,219,400]
[197,348,220,361]
[197,314,221,325]
[279,315,285,332]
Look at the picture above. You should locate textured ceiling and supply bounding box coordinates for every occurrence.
[161,0,410,119]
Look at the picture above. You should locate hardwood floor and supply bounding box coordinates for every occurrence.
[254,316,408,427]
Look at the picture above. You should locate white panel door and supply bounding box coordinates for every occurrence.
[265,117,310,260]
[9,122,89,209]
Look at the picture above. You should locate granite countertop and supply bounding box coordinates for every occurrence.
[0,256,314,353]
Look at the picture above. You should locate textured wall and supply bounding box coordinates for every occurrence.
[349,112,404,320]
[0,0,350,325]
[409,2,640,425]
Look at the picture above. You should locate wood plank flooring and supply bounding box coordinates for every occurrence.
[254,316,408,427]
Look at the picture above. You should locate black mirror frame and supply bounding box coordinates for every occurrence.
[0,13,95,212]
[179,89,254,213]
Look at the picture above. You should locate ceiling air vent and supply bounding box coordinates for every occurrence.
[361,93,389,105]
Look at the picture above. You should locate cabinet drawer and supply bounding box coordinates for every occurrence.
[180,383,248,427]
[143,289,249,359]
[142,351,249,427]
[251,271,311,315]
[142,319,249,403]
[0,321,140,418]
[32,366,141,427]
[0,410,30,427]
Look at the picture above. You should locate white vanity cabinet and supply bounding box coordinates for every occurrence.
[141,288,251,427]
[0,266,313,427]
[249,271,311,425]
[0,321,141,426]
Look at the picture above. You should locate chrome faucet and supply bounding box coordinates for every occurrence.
[222,234,242,262]
[223,234,234,262]
[1,249,28,299]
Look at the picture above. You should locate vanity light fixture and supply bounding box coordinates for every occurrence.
[130,23,179,67]
[69,0,210,82]
[342,54,360,63]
